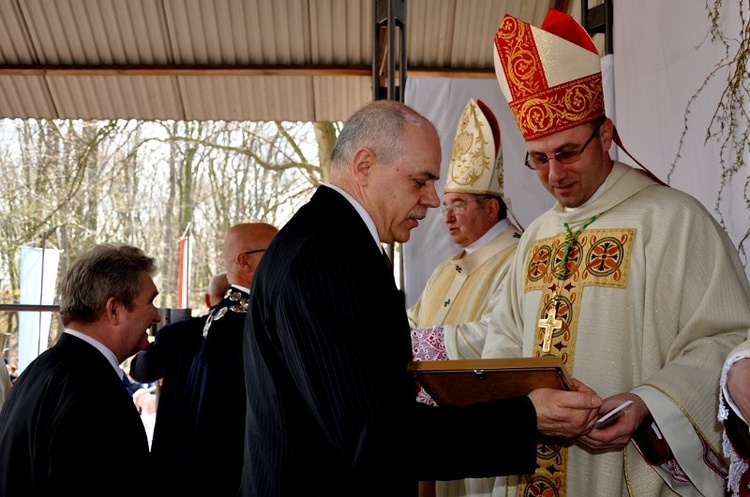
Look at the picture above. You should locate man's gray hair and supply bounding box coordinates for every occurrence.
[331,100,429,169]
[59,244,157,325]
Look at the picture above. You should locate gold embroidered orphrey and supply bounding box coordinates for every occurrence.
[520,227,636,497]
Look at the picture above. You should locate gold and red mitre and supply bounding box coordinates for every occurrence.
[493,9,604,141]
[444,98,504,198]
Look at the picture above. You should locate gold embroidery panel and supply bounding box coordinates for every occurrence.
[518,228,635,497]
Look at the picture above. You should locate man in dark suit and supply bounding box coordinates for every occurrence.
[133,223,277,497]
[241,100,604,497]
[0,244,161,497]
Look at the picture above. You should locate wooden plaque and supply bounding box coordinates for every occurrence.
[408,357,573,407]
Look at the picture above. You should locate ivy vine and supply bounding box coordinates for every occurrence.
[669,0,750,259]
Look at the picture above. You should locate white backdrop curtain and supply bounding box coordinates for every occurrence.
[403,0,748,307]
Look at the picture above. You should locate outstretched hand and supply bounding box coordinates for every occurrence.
[528,378,601,439]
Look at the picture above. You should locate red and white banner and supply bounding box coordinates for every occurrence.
[177,234,191,309]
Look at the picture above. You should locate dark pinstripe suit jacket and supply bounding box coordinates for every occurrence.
[242,186,538,497]
[0,333,153,497]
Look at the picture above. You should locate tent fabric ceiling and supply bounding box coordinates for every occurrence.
[0,0,573,122]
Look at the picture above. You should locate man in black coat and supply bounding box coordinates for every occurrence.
[241,100,603,497]
[134,223,277,497]
[0,244,161,497]
[129,271,229,455]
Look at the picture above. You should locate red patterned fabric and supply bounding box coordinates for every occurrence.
[410,325,448,406]
[493,11,605,141]
[411,325,448,362]
[494,17,546,102]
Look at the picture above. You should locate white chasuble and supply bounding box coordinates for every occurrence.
[484,162,750,497]
[408,227,520,360]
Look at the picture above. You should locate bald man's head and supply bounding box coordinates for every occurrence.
[206,272,230,308]
[222,223,278,288]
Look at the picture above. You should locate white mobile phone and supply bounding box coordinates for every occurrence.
[594,400,633,429]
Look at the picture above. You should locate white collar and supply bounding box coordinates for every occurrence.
[230,284,250,294]
[464,219,511,254]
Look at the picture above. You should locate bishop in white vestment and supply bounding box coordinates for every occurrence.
[485,161,750,496]
[487,9,750,497]
[408,99,522,497]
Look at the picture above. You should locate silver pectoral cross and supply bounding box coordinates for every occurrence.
[538,303,563,353]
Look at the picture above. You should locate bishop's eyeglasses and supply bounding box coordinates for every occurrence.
[438,200,470,216]
[524,122,602,170]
